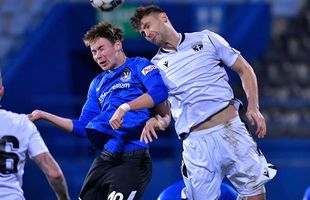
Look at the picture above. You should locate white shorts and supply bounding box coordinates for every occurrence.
[181,116,276,200]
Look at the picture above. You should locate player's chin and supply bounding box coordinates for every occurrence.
[147,37,159,46]
[100,65,110,71]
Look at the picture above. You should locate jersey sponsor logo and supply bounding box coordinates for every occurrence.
[98,83,131,105]
[120,68,131,82]
[141,65,157,75]
[191,42,203,52]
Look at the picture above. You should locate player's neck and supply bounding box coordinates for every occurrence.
[163,32,181,51]
[113,52,127,71]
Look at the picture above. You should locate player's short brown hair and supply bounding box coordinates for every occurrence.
[130,5,164,32]
[83,21,123,46]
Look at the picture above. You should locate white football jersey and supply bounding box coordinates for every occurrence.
[0,109,48,200]
[152,30,241,135]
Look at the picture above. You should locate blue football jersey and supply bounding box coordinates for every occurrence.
[72,57,168,152]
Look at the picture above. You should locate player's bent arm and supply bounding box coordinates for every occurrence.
[140,101,171,143]
[109,93,156,130]
[33,152,70,200]
[153,101,171,119]
[110,72,168,130]
[231,55,266,137]
[126,79,169,110]
[29,110,73,132]
[152,100,171,130]
[231,55,259,111]
[128,93,155,110]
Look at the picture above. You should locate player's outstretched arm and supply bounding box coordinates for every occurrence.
[33,152,70,200]
[231,55,266,138]
[28,110,73,133]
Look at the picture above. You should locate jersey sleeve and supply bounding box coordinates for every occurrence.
[135,58,161,81]
[135,58,168,105]
[26,118,49,159]
[207,31,240,67]
[72,78,101,137]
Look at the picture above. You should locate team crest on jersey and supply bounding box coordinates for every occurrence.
[192,42,203,51]
[120,68,131,82]
[141,65,156,75]
[163,60,169,68]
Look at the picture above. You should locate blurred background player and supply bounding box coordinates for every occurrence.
[0,70,70,200]
[131,5,276,200]
[28,22,168,200]
[157,180,238,200]
[304,186,310,200]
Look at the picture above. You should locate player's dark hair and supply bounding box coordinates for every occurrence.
[83,21,123,46]
[130,5,164,32]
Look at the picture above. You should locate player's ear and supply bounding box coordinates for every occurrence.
[160,12,168,23]
[0,86,4,97]
[114,40,122,51]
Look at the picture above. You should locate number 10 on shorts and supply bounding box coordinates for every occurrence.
[108,191,137,200]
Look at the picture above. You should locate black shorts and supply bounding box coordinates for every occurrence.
[79,148,152,200]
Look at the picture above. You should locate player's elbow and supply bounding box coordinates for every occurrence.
[48,168,65,183]
[148,84,169,105]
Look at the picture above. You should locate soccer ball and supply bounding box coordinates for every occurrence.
[90,0,124,12]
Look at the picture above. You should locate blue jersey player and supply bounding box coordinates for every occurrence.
[304,186,310,200]
[158,180,238,200]
[29,22,168,200]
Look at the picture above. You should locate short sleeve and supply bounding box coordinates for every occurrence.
[208,31,240,67]
[134,57,161,83]
[26,119,49,158]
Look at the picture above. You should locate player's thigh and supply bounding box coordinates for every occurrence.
[109,155,152,200]
[79,184,109,200]
[182,135,222,200]
[79,156,115,200]
[223,120,270,196]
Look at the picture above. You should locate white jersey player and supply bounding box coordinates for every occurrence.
[0,72,70,200]
[131,5,277,200]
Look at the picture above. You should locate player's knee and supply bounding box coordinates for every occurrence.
[237,193,266,200]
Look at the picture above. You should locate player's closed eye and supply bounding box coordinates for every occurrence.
[140,31,146,38]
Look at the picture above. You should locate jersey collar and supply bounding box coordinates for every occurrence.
[160,33,185,53]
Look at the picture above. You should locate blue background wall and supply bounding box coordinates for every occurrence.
[1,2,309,200]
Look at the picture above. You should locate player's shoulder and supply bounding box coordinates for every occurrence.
[182,30,219,47]
[128,56,151,66]
[127,56,155,72]
[90,71,108,87]
[0,109,37,135]
[188,29,230,49]
[0,109,26,124]
[185,29,213,37]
